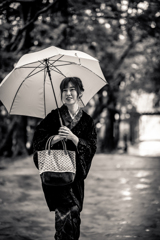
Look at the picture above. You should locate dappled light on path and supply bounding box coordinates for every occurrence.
[0,154,160,240]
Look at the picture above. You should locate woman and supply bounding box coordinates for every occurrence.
[33,77,97,240]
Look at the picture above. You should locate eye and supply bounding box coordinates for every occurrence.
[70,88,75,91]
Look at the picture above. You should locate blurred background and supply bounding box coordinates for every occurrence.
[0,0,160,158]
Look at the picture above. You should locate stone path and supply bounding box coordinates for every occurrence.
[0,153,160,240]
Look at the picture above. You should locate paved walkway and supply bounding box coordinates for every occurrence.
[0,153,160,240]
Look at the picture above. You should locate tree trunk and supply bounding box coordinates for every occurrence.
[0,117,17,157]
[12,116,28,157]
[0,116,28,157]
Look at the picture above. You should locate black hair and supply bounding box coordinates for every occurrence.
[60,77,84,99]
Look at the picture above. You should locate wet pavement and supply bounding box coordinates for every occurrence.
[0,153,160,240]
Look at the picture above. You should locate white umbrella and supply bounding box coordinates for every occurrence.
[0,46,107,119]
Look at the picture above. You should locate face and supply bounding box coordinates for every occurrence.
[62,82,78,106]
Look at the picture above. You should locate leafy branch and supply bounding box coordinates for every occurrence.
[5,0,59,51]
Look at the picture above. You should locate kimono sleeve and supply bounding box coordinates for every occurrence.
[32,110,57,169]
[76,118,97,180]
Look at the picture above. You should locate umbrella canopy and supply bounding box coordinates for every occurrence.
[0,46,107,119]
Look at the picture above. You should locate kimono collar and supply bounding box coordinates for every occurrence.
[59,104,83,130]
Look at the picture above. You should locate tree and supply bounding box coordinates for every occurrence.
[0,0,160,156]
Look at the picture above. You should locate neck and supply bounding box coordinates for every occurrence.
[66,103,79,115]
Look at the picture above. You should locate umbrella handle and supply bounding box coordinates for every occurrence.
[58,114,68,155]
[59,115,63,127]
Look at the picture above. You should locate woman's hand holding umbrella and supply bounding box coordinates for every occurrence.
[59,126,79,146]
[51,126,79,147]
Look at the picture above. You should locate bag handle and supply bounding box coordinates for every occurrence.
[45,136,53,150]
[45,136,68,155]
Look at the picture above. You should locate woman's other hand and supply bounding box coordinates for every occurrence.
[50,135,63,146]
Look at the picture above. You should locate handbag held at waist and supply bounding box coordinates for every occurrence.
[38,136,76,186]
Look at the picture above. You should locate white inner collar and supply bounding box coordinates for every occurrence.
[68,108,80,119]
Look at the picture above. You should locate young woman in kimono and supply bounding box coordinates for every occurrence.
[33,77,97,240]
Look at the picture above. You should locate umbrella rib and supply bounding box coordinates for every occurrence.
[19,66,44,69]
[81,65,107,83]
[19,61,45,78]
[45,55,64,66]
[19,66,45,68]
[39,58,67,77]
[51,63,77,67]
[9,63,45,113]
[47,55,79,67]
[47,60,66,76]
[49,60,79,67]
[18,60,45,69]
[79,98,85,107]
[48,65,66,77]
[50,60,78,64]
[48,58,77,77]
[74,52,106,83]
[41,63,65,76]
[47,56,64,67]
[24,68,45,79]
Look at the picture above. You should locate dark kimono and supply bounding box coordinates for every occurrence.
[33,105,97,212]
